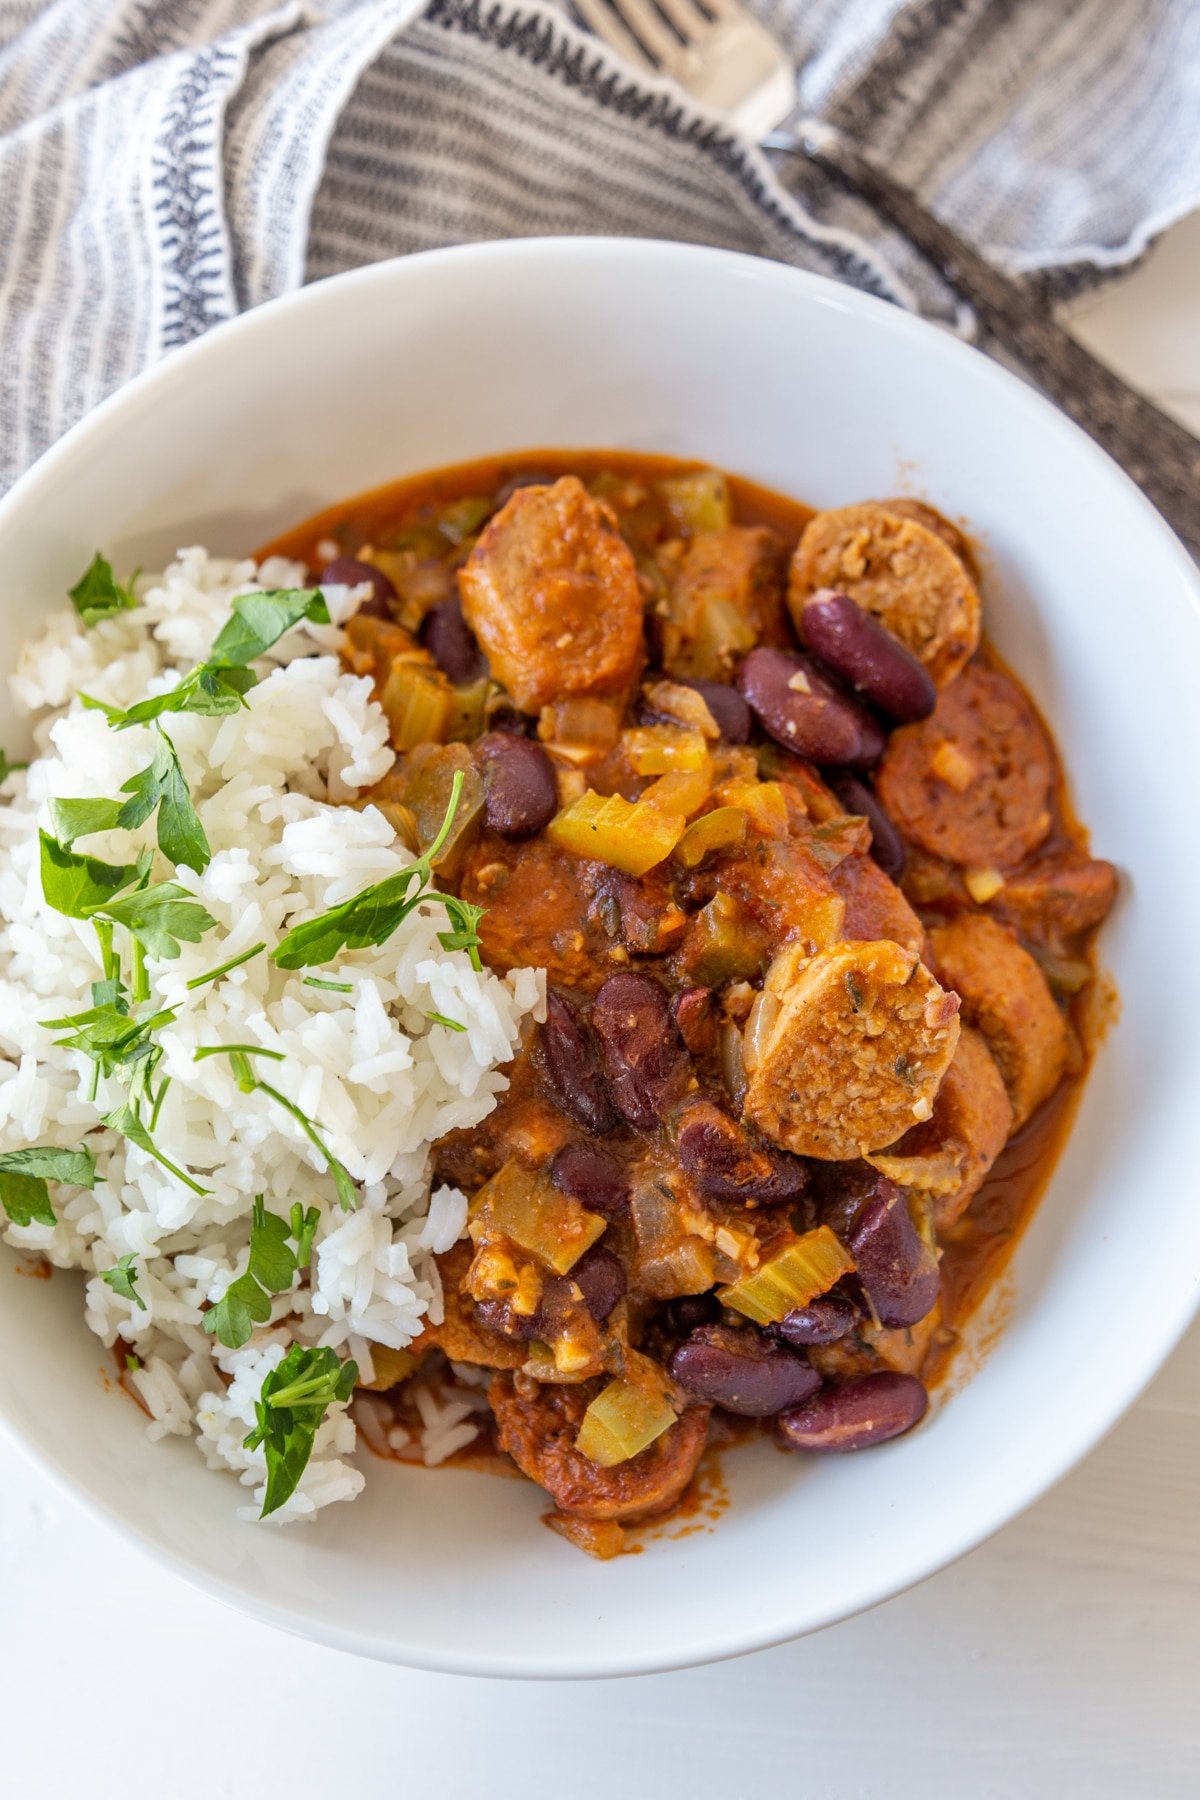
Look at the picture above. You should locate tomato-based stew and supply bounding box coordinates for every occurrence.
[262,451,1116,1557]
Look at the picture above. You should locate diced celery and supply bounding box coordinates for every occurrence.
[674,805,748,868]
[576,1377,678,1468]
[445,677,490,744]
[809,814,873,871]
[683,894,767,985]
[538,697,623,764]
[380,660,455,751]
[640,767,712,818]
[718,777,789,838]
[343,613,420,682]
[469,1159,606,1275]
[624,725,709,774]
[629,1182,716,1299]
[401,744,485,873]
[659,469,731,533]
[357,1345,419,1392]
[719,1226,855,1325]
[547,790,684,875]
[437,495,493,545]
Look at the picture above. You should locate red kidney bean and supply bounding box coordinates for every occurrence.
[476,732,558,838]
[319,555,397,619]
[848,1179,940,1329]
[826,772,907,882]
[771,1294,858,1347]
[777,1371,928,1452]
[550,1142,629,1218]
[673,986,717,1056]
[592,971,691,1132]
[494,471,556,509]
[737,647,885,769]
[800,590,936,724]
[420,593,484,683]
[670,1324,821,1417]
[681,679,752,744]
[540,991,616,1135]
[470,1294,539,1342]
[675,1100,808,1206]
[569,1245,627,1324]
[663,1293,721,1334]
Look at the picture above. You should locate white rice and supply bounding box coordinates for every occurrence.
[0,548,544,1521]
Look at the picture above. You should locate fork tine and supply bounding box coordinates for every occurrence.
[596,0,689,69]
[643,0,715,48]
[572,0,661,72]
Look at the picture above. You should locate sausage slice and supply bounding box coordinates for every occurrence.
[743,939,961,1160]
[929,914,1068,1128]
[875,663,1054,870]
[789,502,980,687]
[489,1374,710,1522]
[459,476,643,713]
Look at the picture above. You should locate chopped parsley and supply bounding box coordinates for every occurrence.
[0,1144,98,1228]
[100,1253,146,1309]
[101,1100,209,1197]
[98,881,217,962]
[85,588,330,729]
[69,553,137,627]
[186,942,265,991]
[272,771,485,972]
[243,1343,358,1518]
[204,1196,300,1350]
[193,1045,356,1211]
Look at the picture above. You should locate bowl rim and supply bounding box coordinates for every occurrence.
[1,233,1198,1679]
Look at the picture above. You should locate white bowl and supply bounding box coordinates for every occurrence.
[0,239,1197,1679]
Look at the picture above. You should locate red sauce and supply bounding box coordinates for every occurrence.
[262,451,1115,1539]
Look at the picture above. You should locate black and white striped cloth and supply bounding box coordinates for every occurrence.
[1,0,1197,492]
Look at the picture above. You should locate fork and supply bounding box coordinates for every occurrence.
[570,0,1200,561]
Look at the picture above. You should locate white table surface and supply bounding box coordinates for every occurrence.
[4,219,1199,1799]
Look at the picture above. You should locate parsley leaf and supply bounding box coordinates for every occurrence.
[102,1100,208,1196]
[290,1203,320,1268]
[69,553,136,627]
[426,1011,467,1032]
[46,1000,174,1083]
[193,1046,357,1211]
[0,750,29,786]
[186,942,265,990]
[434,897,486,971]
[272,771,485,972]
[52,734,211,874]
[207,589,331,668]
[95,589,330,730]
[243,1343,358,1518]
[46,797,124,844]
[204,1195,298,1349]
[101,1253,146,1309]
[125,731,211,872]
[98,881,217,961]
[38,830,149,920]
[0,1144,97,1227]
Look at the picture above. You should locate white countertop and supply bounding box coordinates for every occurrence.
[4,218,1199,1799]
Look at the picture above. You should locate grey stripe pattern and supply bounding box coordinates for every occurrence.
[0,0,1196,493]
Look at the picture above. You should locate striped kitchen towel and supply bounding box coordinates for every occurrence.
[1,0,1197,493]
